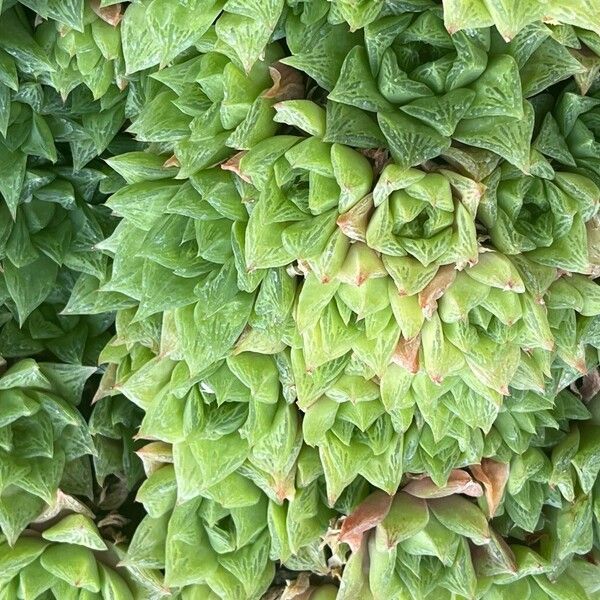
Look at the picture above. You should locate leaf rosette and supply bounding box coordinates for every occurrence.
[123,433,333,599]
[0,359,97,544]
[0,30,134,363]
[226,115,600,494]
[0,510,164,599]
[334,482,600,600]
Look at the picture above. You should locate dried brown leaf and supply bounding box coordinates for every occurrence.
[403,469,483,499]
[116,75,128,92]
[163,155,180,169]
[418,264,457,319]
[90,0,123,26]
[262,63,304,101]
[221,151,252,183]
[281,573,311,600]
[336,195,373,243]
[360,148,390,175]
[97,513,129,529]
[470,459,509,517]
[392,335,420,374]
[339,490,393,551]
[581,369,600,402]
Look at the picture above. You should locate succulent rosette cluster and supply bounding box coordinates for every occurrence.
[0,510,166,599]
[0,359,97,544]
[0,6,137,364]
[1,1,600,599]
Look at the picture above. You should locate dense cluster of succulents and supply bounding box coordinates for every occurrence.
[0,510,170,599]
[0,1,599,599]
[0,360,97,543]
[0,2,136,363]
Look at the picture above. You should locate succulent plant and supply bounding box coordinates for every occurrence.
[0,359,96,544]
[334,482,600,600]
[71,4,600,596]
[2,1,600,599]
[222,117,600,490]
[127,460,276,599]
[0,511,165,599]
[32,1,127,100]
[489,391,600,540]
[0,13,137,364]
